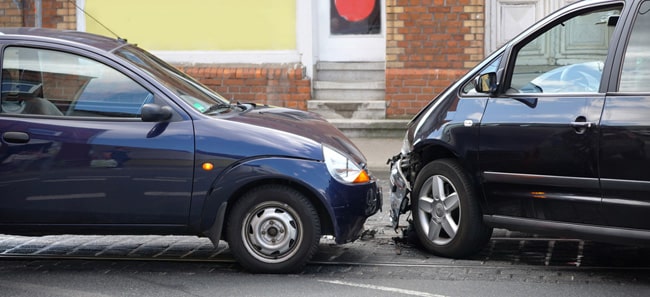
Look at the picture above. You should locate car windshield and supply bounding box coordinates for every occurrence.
[113,45,230,113]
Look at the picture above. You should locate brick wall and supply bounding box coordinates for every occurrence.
[45,0,76,30]
[178,64,311,110]
[0,0,23,26]
[386,0,484,118]
[1,0,75,29]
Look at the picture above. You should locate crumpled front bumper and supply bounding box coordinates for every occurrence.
[389,155,410,230]
[332,177,383,244]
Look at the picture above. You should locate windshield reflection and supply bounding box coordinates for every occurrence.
[114,46,230,113]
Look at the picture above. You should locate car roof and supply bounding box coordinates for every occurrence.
[0,27,127,52]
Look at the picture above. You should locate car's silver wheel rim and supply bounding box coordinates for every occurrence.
[417,174,461,246]
[241,201,302,264]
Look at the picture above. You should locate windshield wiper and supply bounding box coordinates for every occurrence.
[203,103,233,114]
[235,101,256,111]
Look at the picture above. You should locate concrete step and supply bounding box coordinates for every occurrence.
[316,62,385,81]
[308,100,386,120]
[312,62,387,121]
[317,61,385,71]
[314,81,385,89]
[313,81,385,101]
[327,119,410,138]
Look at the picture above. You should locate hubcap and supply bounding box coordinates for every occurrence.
[242,202,302,264]
[417,175,461,245]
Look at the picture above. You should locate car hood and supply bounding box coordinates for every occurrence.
[221,105,367,165]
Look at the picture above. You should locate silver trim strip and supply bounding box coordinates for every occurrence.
[484,215,650,243]
[602,198,650,208]
[483,171,599,189]
[601,178,650,192]
[542,194,601,203]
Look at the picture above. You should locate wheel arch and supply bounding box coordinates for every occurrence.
[409,157,493,257]
[199,158,336,247]
[411,140,485,210]
[222,178,335,239]
[200,158,338,247]
[412,140,460,178]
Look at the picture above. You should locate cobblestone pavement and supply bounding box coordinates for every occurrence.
[1,172,650,285]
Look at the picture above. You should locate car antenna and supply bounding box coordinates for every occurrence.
[67,0,127,43]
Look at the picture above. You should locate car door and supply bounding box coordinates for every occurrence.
[0,45,195,227]
[599,0,650,230]
[479,4,623,225]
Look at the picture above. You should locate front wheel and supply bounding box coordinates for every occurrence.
[411,159,492,258]
[226,184,320,273]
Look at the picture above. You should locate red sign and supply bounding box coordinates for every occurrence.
[334,0,375,22]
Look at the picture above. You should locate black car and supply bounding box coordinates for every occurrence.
[389,0,650,258]
[0,28,381,273]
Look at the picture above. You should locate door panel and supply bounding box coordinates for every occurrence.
[0,46,194,226]
[478,5,621,224]
[599,97,650,229]
[599,0,650,230]
[479,96,604,224]
[0,117,194,225]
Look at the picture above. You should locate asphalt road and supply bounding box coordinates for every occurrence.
[0,253,648,297]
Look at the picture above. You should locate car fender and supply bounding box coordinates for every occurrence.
[198,156,338,245]
[411,96,488,176]
[405,95,490,213]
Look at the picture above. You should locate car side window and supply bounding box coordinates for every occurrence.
[508,7,622,94]
[1,47,152,118]
[619,1,650,92]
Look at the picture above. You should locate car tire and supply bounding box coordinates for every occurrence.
[226,184,320,273]
[411,159,492,258]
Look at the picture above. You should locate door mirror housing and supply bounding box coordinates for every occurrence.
[475,72,498,94]
[141,103,172,122]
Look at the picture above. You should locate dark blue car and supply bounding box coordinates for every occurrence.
[0,28,381,273]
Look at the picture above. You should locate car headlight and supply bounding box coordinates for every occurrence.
[323,145,370,184]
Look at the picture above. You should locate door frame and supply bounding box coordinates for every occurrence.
[315,0,386,62]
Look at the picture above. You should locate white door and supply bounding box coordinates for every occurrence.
[485,0,579,54]
[317,0,385,62]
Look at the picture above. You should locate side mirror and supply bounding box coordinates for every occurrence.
[597,15,619,26]
[607,15,619,27]
[474,72,498,94]
[141,103,172,122]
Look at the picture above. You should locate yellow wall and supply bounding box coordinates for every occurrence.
[84,0,296,51]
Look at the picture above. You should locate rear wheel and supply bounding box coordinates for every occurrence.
[226,184,320,273]
[411,159,492,258]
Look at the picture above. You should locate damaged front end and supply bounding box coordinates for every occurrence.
[388,152,412,230]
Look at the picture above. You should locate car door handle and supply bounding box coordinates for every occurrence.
[2,132,30,143]
[570,121,593,128]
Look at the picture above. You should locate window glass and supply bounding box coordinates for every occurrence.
[620,1,650,92]
[508,7,621,94]
[115,45,230,113]
[1,47,152,117]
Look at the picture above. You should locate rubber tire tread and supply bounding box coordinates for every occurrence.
[226,184,320,273]
[411,159,493,258]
